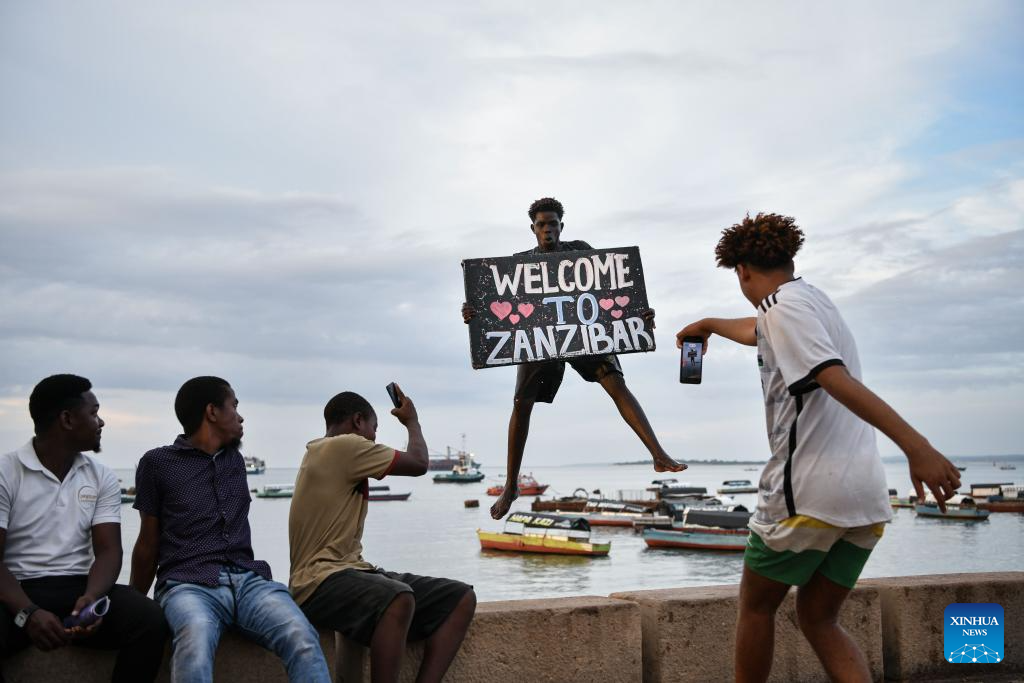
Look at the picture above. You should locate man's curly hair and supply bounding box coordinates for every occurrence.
[715,212,804,270]
[528,197,564,222]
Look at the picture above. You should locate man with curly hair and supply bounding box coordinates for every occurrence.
[676,213,961,683]
[464,197,685,519]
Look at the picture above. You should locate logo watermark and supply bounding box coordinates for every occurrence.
[944,603,1003,664]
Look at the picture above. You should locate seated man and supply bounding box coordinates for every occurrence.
[129,376,330,683]
[289,386,476,683]
[0,374,167,682]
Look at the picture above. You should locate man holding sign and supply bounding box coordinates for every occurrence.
[463,197,685,519]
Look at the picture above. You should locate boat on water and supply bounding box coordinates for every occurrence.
[888,488,915,509]
[643,506,752,551]
[717,480,758,495]
[646,479,708,496]
[970,482,1013,499]
[955,465,967,471]
[477,512,610,556]
[1000,464,1017,470]
[577,500,652,527]
[255,484,294,499]
[430,434,483,471]
[368,485,411,502]
[972,484,1024,513]
[531,487,659,512]
[244,456,266,475]
[120,487,136,504]
[433,454,484,483]
[486,473,549,497]
[914,494,990,520]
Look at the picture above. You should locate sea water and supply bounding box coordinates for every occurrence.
[114,457,1024,601]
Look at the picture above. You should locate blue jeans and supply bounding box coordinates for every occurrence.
[158,566,331,683]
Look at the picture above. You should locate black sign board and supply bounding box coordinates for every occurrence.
[462,246,655,369]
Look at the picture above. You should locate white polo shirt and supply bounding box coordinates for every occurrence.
[754,278,892,528]
[0,440,121,580]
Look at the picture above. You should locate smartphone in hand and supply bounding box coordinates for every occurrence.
[680,337,703,384]
[385,382,402,408]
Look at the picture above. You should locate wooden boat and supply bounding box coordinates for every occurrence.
[486,473,549,497]
[647,479,707,496]
[631,516,674,532]
[999,464,1017,470]
[531,488,659,512]
[578,500,651,527]
[477,512,610,556]
[255,484,294,499]
[888,488,915,509]
[244,456,266,475]
[643,526,749,551]
[970,483,1013,499]
[914,494,990,520]
[367,485,411,502]
[975,484,1024,512]
[717,480,758,495]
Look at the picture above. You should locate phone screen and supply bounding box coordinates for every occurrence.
[680,339,703,384]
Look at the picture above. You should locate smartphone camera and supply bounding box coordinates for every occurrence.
[680,337,703,384]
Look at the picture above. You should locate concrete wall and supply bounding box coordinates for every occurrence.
[4,572,1021,682]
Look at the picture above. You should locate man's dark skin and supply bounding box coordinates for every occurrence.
[0,391,118,650]
[463,209,686,519]
[325,385,476,683]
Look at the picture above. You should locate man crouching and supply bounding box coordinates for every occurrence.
[289,385,476,683]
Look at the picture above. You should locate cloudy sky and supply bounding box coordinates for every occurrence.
[1,2,1022,469]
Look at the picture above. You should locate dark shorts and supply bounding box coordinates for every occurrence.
[514,354,623,403]
[300,568,473,646]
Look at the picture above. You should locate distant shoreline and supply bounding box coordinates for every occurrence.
[613,459,767,466]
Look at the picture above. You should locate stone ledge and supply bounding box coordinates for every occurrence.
[337,595,643,683]
[611,583,883,683]
[860,571,1024,682]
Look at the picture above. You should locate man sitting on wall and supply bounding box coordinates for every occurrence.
[130,376,331,683]
[289,386,476,683]
[0,374,168,682]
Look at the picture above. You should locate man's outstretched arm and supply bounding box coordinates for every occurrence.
[676,317,757,351]
[815,364,961,511]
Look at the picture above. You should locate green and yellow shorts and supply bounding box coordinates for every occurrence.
[744,515,885,589]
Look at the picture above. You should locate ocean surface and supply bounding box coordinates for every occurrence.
[113,456,1024,601]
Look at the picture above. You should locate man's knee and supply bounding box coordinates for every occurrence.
[171,618,221,658]
[456,589,477,619]
[512,397,535,415]
[384,592,415,624]
[795,591,841,632]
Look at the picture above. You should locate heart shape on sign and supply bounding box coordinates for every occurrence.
[614,295,630,307]
[599,298,615,311]
[611,310,624,319]
[517,303,535,318]
[490,301,513,321]
[509,314,521,324]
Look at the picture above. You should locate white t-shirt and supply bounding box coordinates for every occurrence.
[0,440,122,580]
[754,278,892,528]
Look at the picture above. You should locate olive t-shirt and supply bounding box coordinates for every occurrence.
[288,434,398,605]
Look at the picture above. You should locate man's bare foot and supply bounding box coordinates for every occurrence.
[490,486,519,519]
[653,454,687,473]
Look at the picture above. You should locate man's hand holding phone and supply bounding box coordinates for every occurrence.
[387,383,418,426]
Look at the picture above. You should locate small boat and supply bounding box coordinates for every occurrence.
[914,494,990,520]
[999,464,1017,470]
[888,488,915,509]
[578,500,652,527]
[531,488,658,512]
[486,473,549,497]
[717,480,758,495]
[477,512,610,556]
[970,483,1013,499]
[120,487,136,505]
[643,526,749,551]
[255,484,294,499]
[743,467,760,472]
[367,485,411,502]
[657,482,709,497]
[244,456,266,475]
[955,465,967,471]
[433,450,484,483]
[975,484,1024,513]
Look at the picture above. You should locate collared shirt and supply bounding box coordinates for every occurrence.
[0,440,121,581]
[134,435,271,588]
[754,278,891,528]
